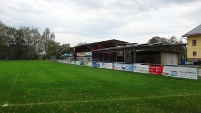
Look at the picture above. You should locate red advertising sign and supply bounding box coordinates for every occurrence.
[149,65,156,74]
[156,66,164,75]
[149,65,164,75]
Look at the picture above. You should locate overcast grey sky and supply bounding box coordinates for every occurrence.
[0,0,201,46]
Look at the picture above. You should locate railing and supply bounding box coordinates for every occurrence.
[57,60,199,80]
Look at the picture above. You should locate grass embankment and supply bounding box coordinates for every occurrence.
[0,61,201,113]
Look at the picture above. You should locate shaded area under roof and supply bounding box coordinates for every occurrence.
[182,24,201,37]
[93,43,187,53]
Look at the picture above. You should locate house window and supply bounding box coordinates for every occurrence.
[192,40,196,46]
[193,51,197,56]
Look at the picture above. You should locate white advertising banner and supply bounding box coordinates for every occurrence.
[71,61,76,65]
[99,63,105,68]
[76,61,80,65]
[162,66,198,80]
[77,52,92,57]
[178,67,197,79]
[85,52,92,56]
[161,66,171,76]
[101,63,113,69]
[88,62,92,67]
[122,64,134,72]
[107,63,113,70]
[114,63,123,70]
[134,64,149,74]
[64,60,68,64]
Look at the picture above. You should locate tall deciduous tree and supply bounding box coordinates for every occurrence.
[41,27,56,58]
[0,20,68,60]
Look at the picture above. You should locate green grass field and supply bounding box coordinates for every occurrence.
[0,61,201,113]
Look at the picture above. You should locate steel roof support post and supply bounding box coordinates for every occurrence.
[116,52,117,62]
[184,45,187,64]
[171,52,173,65]
[91,51,93,61]
[178,52,180,65]
[103,53,104,62]
[109,53,110,63]
[133,48,136,63]
[123,50,125,64]
[98,52,99,62]
[171,46,173,65]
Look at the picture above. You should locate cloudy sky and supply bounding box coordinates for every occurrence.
[0,0,201,46]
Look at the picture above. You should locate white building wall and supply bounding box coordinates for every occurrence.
[164,53,178,65]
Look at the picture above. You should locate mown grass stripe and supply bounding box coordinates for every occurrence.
[2,93,200,107]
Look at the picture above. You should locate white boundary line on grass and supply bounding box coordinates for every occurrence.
[2,93,200,107]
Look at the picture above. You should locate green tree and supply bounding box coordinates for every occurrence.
[46,40,60,58]
[0,20,70,60]
[148,36,184,44]
[0,22,7,59]
[58,43,71,57]
[41,27,56,58]
[148,36,169,44]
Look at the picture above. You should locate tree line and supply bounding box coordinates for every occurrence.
[147,36,184,44]
[0,21,71,60]
[1,20,185,60]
